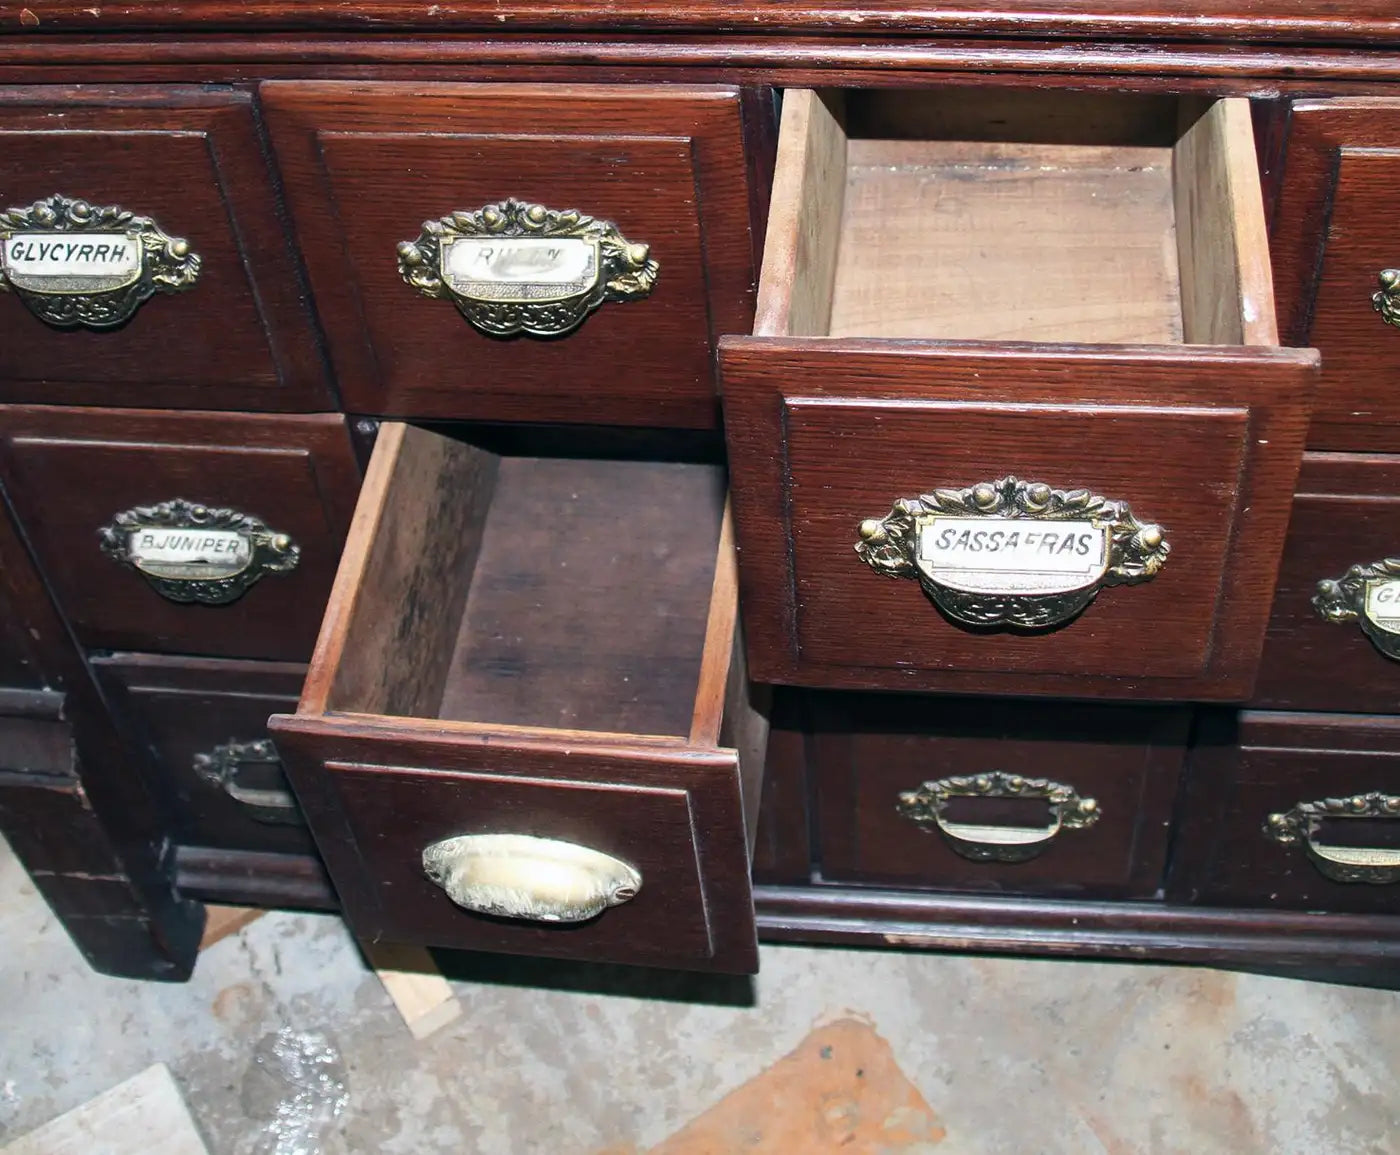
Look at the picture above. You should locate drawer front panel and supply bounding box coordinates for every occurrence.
[0,407,360,661]
[721,342,1314,700]
[0,85,329,411]
[91,653,315,857]
[261,81,757,428]
[814,694,1187,898]
[1252,453,1400,711]
[1272,98,1400,451]
[1173,712,1400,914]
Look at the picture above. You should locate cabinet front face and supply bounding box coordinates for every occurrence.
[261,81,758,429]
[1271,98,1400,452]
[0,85,330,412]
[0,407,360,662]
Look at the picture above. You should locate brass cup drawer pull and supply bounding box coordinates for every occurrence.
[1373,269,1400,329]
[1313,558,1400,660]
[397,197,659,339]
[856,476,1168,631]
[422,833,642,924]
[898,772,1101,864]
[0,194,199,330]
[99,499,300,605]
[1265,792,1400,884]
[193,738,303,826]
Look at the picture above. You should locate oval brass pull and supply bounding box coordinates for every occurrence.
[1265,792,1400,884]
[1372,269,1400,329]
[1313,558,1400,660]
[898,772,1101,864]
[421,834,641,923]
[856,476,1167,631]
[98,499,299,605]
[0,194,199,329]
[397,197,658,338]
[193,738,303,826]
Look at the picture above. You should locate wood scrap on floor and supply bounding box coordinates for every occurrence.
[361,942,462,1040]
[197,905,264,951]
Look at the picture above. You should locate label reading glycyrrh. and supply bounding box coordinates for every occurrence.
[3,233,141,282]
[1364,578,1400,635]
[128,528,251,576]
[441,236,598,302]
[918,517,1109,595]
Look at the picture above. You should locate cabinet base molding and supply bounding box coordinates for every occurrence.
[173,846,338,912]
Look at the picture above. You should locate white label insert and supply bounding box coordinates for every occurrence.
[128,528,251,577]
[441,236,598,302]
[3,232,142,290]
[918,516,1109,596]
[1365,578,1400,634]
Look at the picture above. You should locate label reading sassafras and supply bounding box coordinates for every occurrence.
[918,516,1109,596]
[1364,578,1400,635]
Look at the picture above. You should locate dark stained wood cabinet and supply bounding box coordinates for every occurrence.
[5,9,1400,983]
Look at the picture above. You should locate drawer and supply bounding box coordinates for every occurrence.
[0,407,360,661]
[721,89,1318,701]
[91,653,316,858]
[269,423,769,973]
[1252,452,1400,711]
[261,81,760,429]
[0,85,329,411]
[812,693,1187,899]
[1171,711,1400,914]
[1271,98,1400,451]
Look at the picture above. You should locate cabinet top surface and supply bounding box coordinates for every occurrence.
[1,0,1397,45]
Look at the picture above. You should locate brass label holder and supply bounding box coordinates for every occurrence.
[1265,792,1400,884]
[1314,558,1400,660]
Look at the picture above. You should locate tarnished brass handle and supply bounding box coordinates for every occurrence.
[1313,558,1400,660]
[1265,792,1400,884]
[193,739,303,826]
[897,772,1100,864]
[421,834,641,923]
[1373,269,1400,329]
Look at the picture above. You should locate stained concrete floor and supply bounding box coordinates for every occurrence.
[3,832,1400,1154]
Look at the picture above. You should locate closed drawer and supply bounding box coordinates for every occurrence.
[1171,711,1400,914]
[269,423,769,973]
[812,693,1187,899]
[1271,98,1400,451]
[261,81,759,429]
[721,89,1318,701]
[1252,452,1400,711]
[91,653,316,858]
[0,407,360,661]
[0,85,329,411]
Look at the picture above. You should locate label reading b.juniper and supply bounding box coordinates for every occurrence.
[1364,578,1400,635]
[918,516,1109,595]
[127,528,251,579]
[441,236,598,302]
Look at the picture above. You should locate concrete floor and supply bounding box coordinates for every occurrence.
[3,834,1399,1154]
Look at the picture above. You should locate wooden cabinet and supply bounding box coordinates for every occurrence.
[0,85,331,412]
[261,82,759,429]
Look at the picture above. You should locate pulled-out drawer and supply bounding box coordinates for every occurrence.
[270,423,769,973]
[722,89,1318,701]
[1172,711,1400,914]
[812,693,1188,899]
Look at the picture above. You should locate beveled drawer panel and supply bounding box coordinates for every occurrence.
[813,693,1187,899]
[270,422,769,973]
[0,85,330,411]
[0,407,360,661]
[1252,452,1400,711]
[721,89,1316,701]
[1171,711,1400,914]
[260,81,759,429]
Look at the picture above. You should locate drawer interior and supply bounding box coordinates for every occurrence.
[316,423,731,741]
[760,88,1276,348]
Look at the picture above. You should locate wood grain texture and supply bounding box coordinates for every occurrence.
[0,85,330,412]
[260,81,757,429]
[721,341,1316,700]
[0,407,361,662]
[362,943,463,1040]
[172,845,338,910]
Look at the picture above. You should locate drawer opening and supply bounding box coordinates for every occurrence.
[758,88,1277,349]
[311,422,735,743]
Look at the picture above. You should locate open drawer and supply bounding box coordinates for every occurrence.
[269,424,768,973]
[721,89,1319,702]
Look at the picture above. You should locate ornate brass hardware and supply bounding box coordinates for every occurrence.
[1313,558,1400,660]
[856,477,1169,630]
[193,739,303,826]
[98,499,299,605]
[1373,269,1400,329]
[421,833,641,923]
[397,198,658,338]
[898,772,1100,864]
[0,194,199,329]
[1265,792,1400,884]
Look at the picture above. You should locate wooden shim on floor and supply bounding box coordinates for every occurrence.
[2,1064,210,1155]
[362,942,462,1041]
[198,905,264,951]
